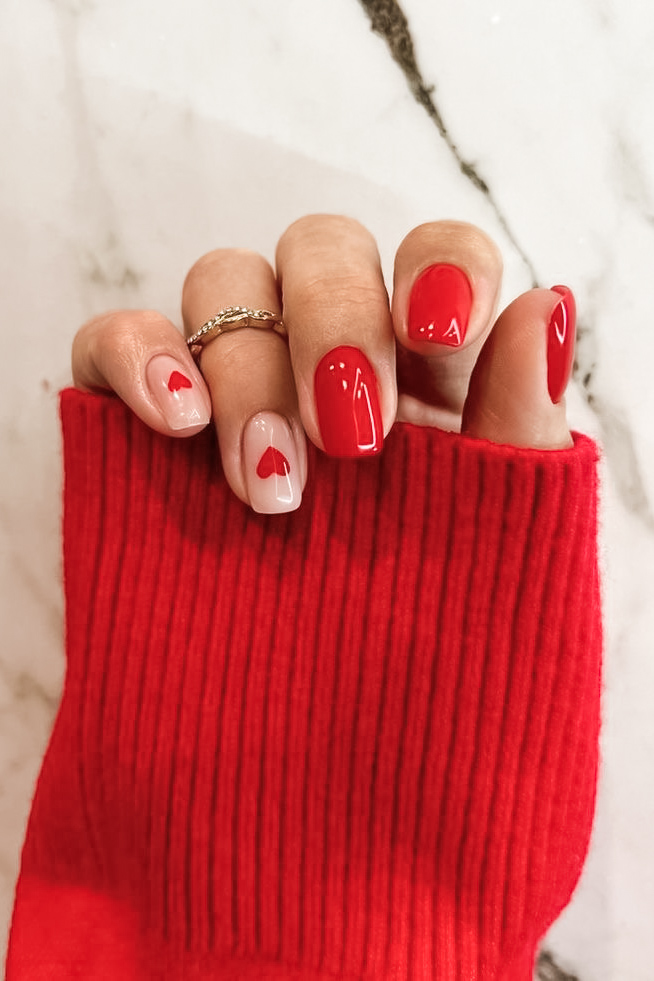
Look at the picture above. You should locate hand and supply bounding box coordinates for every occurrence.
[72,215,575,513]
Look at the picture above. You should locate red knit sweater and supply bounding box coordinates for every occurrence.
[7,390,602,980]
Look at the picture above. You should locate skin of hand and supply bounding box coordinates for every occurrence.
[72,216,575,514]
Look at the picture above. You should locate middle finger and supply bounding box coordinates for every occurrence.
[276,214,396,458]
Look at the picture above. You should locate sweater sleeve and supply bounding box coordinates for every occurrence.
[7,389,602,981]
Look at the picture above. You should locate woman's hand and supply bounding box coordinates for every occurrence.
[72,216,575,513]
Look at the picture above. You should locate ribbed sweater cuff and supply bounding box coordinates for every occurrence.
[8,389,602,981]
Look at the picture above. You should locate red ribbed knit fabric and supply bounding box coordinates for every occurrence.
[8,390,602,980]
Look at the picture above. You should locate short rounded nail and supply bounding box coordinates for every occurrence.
[145,354,210,431]
[242,412,303,513]
[407,263,472,346]
[547,286,576,404]
[314,345,383,457]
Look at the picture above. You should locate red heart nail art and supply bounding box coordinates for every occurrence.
[256,446,291,479]
[168,371,192,392]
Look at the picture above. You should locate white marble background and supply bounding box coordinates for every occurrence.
[1,0,653,977]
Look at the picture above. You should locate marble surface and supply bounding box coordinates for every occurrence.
[1,0,653,977]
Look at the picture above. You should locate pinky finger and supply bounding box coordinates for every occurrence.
[72,310,212,437]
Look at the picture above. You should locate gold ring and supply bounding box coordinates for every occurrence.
[186,306,287,358]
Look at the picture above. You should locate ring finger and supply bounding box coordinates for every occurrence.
[182,249,307,514]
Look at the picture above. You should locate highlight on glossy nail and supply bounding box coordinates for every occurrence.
[243,413,302,514]
[145,354,210,431]
[314,345,383,457]
[407,263,473,347]
[547,285,576,404]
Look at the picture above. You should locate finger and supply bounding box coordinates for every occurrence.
[182,249,307,513]
[72,310,211,436]
[391,221,503,429]
[276,214,395,457]
[462,287,574,449]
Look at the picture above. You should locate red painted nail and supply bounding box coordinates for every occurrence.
[407,263,472,346]
[314,345,383,457]
[548,285,576,404]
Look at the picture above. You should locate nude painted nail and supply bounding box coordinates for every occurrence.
[242,412,303,513]
[145,354,210,430]
[547,286,576,404]
[408,263,473,346]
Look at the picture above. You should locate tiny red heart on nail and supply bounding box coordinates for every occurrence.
[168,371,192,392]
[256,446,290,479]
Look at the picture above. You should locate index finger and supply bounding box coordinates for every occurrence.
[72,309,212,436]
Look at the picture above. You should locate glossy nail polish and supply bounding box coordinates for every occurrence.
[145,354,210,430]
[242,412,303,513]
[547,286,576,404]
[314,345,383,457]
[408,263,472,346]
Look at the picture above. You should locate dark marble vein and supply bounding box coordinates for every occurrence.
[355,11,604,979]
[1,663,60,714]
[356,0,653,527]
[590,393,654,528]
[356,0,539,286]
[537,951,580,981]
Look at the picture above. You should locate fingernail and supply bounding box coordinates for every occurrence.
[145,354,210,430]
[407,263,472,346]
[242,413,303,513]
[314,345,383,457]
[547,286,576,404]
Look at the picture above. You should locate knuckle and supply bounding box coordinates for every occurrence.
[294,273,387,322]
[277,214,376,267]
[76,310,166,370]
[183,248,268,293]
[301,271,380,303]
[399,221,503,279]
